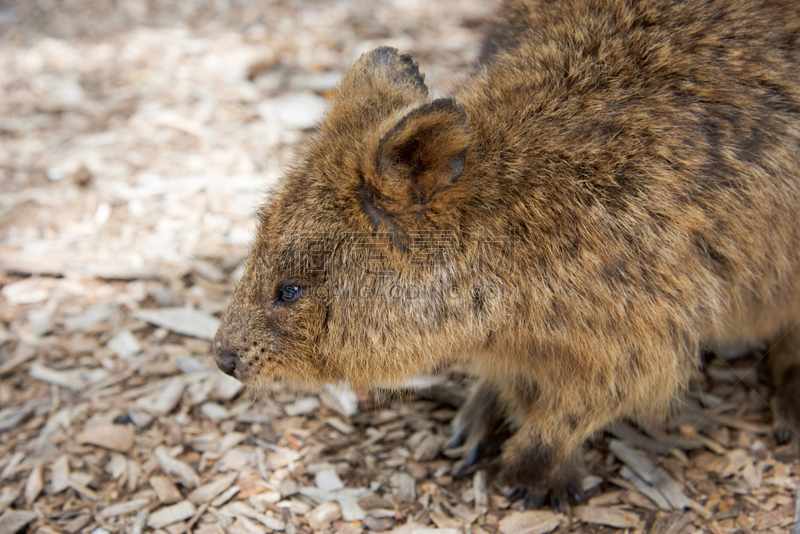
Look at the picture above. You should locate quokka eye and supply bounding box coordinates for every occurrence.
[276,282,303,304]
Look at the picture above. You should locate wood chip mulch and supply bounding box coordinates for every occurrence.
[1,1,798,533]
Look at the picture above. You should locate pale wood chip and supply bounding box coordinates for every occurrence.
[473,470,488,514]
[127,459,141,493]
[0,405,32,432]
[148,379,186,415]
[212,486,241,507]
[0,352,34,377]
[741,461,762,490]
[252,449,267,483]
[754,509,787,531]
[150,475,184,504]
[325,416,355,434]
[133,307,220,340]
[68,479,99,501]
[384,522,428,534]
[651,511,698,534]
[221,501,286,531]
[695,434,727,454]
[24,464,42,504]
[126,406,154,428]
[76,424,133,452]
[497,510,562,534]
[35,405,76,448]
[315,469,344,492]
[0,510,38,534]
[201,402,229,421]
[588,490,625,507]
[412,433,447,462]
[335,493,369,522]
[306,501,341,531]
[50,456,70,494]
[265,447,300,471]
[215,374,245,402]
[29,363,86,390]
[713,414,772,434]
[190,433,223,453]
[794,491,800,525]
[1,453,25,480]
[235,516,267,534]
[283,397,320,417]
[131,509,150,534]
[609,439,690,510]
[218,448,254,472]
[99,498,151,518]
[619,466,672,511]
[581,474,604,492]
[430,511,460,529]
[489,493,511,509]
[188,472,239,504]
[573,505,640,529]
[213,432,248,457]
[154,446,201,489]
[363,515,394,531]
[248,491,281,511]
[146,500,197,529]
[185,501,210,533]
[61,513,91,533]
[0,487,21,514]
[607,422,673,454]
[609,440,658,483]
[720,449,752,479]
[358,493,393,511]
[391,472,417,502]
[623,489,660,511]
[105,453,127,479]
[366,508,397,519]
[445,502,479,524]
[362,427,388,448]
[688,498,714,521]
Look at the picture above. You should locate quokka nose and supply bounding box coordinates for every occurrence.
[213,342,239,377]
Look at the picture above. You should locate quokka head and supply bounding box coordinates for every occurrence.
[213,47,510,390]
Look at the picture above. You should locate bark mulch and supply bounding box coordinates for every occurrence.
[1,1,798,532]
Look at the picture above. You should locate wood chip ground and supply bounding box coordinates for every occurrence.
[1,1,798,533]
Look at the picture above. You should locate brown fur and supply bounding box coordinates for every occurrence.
[215,0,800,501]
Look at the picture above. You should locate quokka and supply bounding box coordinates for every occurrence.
[214,0,800,508]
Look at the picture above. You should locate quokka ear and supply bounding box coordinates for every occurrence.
[361,98,470,239]
[367,47,428,96]
[337,47,428,104]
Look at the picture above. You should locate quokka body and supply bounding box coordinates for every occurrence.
[215,0,800,507]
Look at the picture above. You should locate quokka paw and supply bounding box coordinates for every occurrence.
[501,440,586,511]
[508,480,584,512]
[774,364,800,448]
[449,382,508,477]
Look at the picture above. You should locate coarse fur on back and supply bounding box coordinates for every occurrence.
[215,0,800,506]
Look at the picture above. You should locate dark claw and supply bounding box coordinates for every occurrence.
[506,486,525,501]
[550,491,568,513]
[776,425,792,445]
[512,483,583,511]
[566,483,583,504]
[452,441,489,478]
[452,442,486,478]
[448,426,467,448]
[464,441,486,468]
[522,491,547,511]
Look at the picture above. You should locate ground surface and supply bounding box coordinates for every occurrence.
[0,1,799,533]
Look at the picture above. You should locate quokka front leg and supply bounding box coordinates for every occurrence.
[496,339,695,510]
[768,327,800,447]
